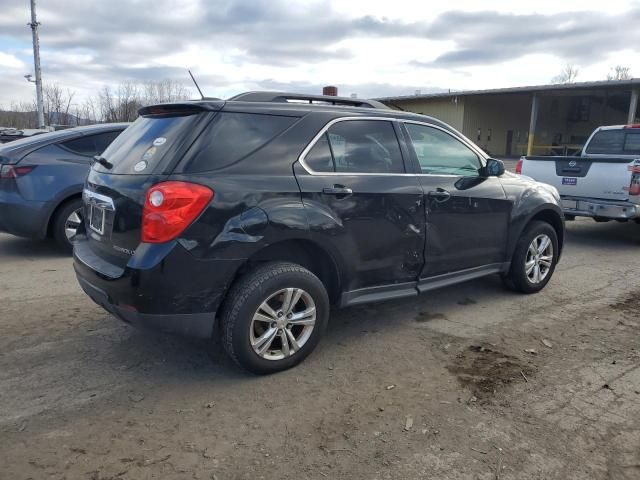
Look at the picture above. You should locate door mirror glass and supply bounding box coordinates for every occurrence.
[483,158,505,177]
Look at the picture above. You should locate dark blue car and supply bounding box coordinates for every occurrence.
[0,123,128,250]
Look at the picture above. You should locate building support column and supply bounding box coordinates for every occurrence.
[628,88,639,124]
[527,93,539,156]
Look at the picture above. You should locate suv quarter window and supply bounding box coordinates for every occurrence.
[303,119,405,174]
[404,123,481,176]
[182,112,297,173]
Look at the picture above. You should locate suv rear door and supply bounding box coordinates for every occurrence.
[401,121,511,279]
[294,118,425,296]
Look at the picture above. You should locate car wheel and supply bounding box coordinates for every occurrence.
[504,220,558,294]
[52,198,84,251]
[220,262,330,374]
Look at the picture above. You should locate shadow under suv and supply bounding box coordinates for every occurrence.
[73,92,564,374]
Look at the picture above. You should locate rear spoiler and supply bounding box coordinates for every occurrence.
[138,101,224,117]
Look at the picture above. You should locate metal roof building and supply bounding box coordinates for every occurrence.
[377,79,640,157]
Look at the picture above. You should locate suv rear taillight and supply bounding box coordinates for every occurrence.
[515,158,523,174]
[0,165,35,179]
[141,181,214,243]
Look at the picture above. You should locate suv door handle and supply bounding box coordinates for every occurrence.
[323,185,353,196]
[427,189,451,202]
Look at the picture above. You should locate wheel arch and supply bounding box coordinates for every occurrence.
[45,191,83,238]
[528,207,564,255]
[513,206,565,260]
[232,238,342,306]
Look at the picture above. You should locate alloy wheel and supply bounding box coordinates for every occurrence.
[64,208,84,242]
[249,288,316,361]
[525,234,554,284]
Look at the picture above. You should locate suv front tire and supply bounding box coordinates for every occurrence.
[503,220,559,294]
[220,262,330,374]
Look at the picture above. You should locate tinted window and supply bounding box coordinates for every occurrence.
[623,131,640,154]
[316,120,404,174]
[182,113,296,172]
[93,131,122,154]
[405,124,480,176]
[97,115,197,174]
[586,130,625,154]
[61,135,98,156]
[304,133,334,172]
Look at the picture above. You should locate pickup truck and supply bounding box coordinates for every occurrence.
[517,124,640,222]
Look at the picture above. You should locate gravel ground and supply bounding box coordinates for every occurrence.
[0,218,639,480]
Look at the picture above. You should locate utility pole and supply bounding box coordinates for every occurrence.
[28,0,45,128]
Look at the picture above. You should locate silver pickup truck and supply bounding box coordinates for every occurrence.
[518,124,640,222]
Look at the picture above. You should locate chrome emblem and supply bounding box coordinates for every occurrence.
[568,160,577,167]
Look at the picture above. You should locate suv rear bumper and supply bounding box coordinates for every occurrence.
[73,235,244,339]
[75,273,217,338]
[561,196,640,220]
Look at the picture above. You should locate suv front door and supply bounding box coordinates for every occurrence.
[294,118,425,299]
[401,122,511,280]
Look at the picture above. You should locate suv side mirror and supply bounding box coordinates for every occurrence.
[482,158,505,177]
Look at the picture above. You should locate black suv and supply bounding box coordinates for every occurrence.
[73,92,564,374]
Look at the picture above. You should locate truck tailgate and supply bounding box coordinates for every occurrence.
[521,156,636,202]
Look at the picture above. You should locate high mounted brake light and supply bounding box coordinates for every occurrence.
[141,181,213,243]
[623,124,640,129]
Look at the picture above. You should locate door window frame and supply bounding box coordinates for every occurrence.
[399,120,488,177]
[298,116,489,177]
[298,117,414,176]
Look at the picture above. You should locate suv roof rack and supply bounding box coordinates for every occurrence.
[228,91,389,110]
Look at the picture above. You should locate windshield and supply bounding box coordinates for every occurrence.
[95,114,198,174]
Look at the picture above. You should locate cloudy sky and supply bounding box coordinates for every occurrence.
[1,0,639,106]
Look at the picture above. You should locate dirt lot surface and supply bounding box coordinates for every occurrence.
[1,219,639,480]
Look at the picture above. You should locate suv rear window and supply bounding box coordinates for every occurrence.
[96,115,197,174]
[586,129,640,155]
[181,113,297,172]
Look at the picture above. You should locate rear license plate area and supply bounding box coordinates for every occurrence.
[562,177,578,186]
[89,204,106,234]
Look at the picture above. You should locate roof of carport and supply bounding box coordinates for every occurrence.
[376,78,640,102]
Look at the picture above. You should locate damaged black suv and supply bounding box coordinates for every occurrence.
[74,91,564,374]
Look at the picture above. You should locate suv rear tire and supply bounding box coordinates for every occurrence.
[220,262,330,374]
[52,198,84,251]
[503,221,558,294]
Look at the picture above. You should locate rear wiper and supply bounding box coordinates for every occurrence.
[93,155,113,169]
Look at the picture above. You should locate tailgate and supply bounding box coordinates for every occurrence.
[521,156,636,201]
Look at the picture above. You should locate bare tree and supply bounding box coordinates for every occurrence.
[607,65,632,81]
[142,79,191,104]
[552,64,579,84]
[2,78,193,128]
[43,83,77,125]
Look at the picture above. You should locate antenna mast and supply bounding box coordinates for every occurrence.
[188,69,205,100]
[28,0,45,128]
